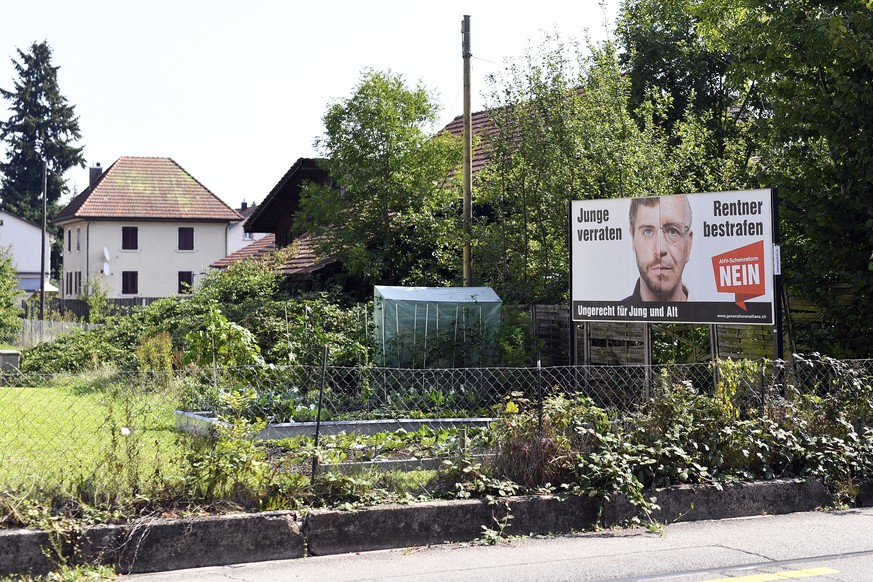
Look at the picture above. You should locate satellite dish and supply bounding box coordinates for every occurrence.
[103,247,110,261]
[102,262,110,276]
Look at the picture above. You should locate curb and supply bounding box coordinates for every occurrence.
[0,478,844,576]
[0,511,303,577]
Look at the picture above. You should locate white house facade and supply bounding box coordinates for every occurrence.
[60,219,234,298]
[0,209,52,296]
[54,157,241,300]
[226,200,267,256]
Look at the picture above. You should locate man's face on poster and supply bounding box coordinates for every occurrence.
[630,197,693,301]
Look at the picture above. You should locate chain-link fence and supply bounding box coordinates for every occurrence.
[2,357,871,493]
[1,319,96,348]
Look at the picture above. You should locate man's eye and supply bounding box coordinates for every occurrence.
[642,227,655,237]
[664,226,680,237]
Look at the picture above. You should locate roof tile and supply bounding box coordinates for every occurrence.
[54,156,241,223]
[211,232,337,278]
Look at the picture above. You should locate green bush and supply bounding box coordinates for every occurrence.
[496,309,542,367]
[0,246,21,340]
[489,361,873,512]
[21,255,370,373]
[21,328,125,373]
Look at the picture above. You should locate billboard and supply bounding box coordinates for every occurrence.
[569,189,776,324]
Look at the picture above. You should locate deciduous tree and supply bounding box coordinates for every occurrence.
[297,69,462,288]
[617,0,761,192]
[474,38,676,304]
[694,0,873,355]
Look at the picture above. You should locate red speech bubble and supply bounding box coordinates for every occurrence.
[711,241,766,310]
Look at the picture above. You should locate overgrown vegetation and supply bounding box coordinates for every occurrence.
[2,355,872,576]
[490,357,873,513]
[3,357,872,528]
[0,246,21,341]
[617,0,873,356]
[18,252,374,374]
[20,247,539,374]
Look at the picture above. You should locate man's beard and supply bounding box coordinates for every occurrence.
[639,259,677,299]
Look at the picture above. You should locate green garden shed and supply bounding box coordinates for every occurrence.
[373,286,503,367]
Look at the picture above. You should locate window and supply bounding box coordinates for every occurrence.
[178,227,194,251]
[122,226,138,250]
[67,230,71,252]
[122,271,138,295]
[243,231,253,241]
[76,227,81,252]
[178,271,194,294]
[74,271,82,295]
[66,272,72,296]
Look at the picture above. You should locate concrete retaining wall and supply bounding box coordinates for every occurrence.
[1,511,303,576]
[175,410,494,439]
[604,478,833,524]
[0,479,854,576]
[859,480,873,507]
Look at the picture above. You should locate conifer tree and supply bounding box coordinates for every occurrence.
[0,41,85,224]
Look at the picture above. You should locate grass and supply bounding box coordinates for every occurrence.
[0,373,475,520]
[0,372,184,495]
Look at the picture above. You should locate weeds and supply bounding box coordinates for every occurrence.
[448,459,519,545]
[5,357,873,576]
[181,386,270,504]
[0,564,116,581]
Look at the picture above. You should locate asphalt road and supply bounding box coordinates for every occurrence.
[124,506,873,581]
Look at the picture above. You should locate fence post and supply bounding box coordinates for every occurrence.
[581,321,590,397]
[311,344,329,480]
[536,353,543,436]
[643,323,653,400]
[760,359,767,419]
[777,358,786,396]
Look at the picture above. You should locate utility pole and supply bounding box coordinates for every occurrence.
[462,15,473,286]
[39,160,47,340]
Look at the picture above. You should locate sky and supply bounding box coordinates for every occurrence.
[0,1,619,211]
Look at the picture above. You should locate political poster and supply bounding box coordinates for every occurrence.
[569,189,776,324]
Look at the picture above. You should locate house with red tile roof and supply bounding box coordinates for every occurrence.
[214,108,497,280]
[440,109,497,177]
[211,157,338,281]
[53,156,241,299]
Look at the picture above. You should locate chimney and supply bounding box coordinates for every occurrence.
[89,163,103,185]
[240,200,248,211]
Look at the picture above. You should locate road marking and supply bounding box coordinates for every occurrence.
[704,567,839,581]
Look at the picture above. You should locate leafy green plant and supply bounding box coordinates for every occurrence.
[712,358,763,420]
[136,331,174,391]
[569,429,660,526]
[0,246,21,341]
[274,427,492,465]
[184,302,264,369]
[264,297,370,366]
[496,308,542,367]
[448,459,519,544]
[182,387,270,504]
[492,391,617,488]
[77,275,111,325]
[20,328,118,373]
